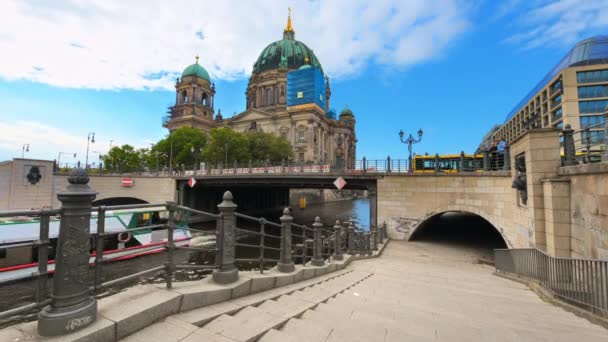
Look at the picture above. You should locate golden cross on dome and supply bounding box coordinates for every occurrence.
[285,7,294,32]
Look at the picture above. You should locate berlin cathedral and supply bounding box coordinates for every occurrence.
[163,11,357,168]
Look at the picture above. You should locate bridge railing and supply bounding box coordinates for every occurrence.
[560,116,608,166]
[495,248,608,317]
[0,168,385,336]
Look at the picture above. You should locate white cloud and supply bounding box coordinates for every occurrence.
[0,120,147,166]
[501,0,608,49]
[0,0,471,90]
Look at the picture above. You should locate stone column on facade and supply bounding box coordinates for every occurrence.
[38,169,97,336]
[332,220,344,261]
[277,208,295,272]
[212,191,239,284]
[311,217,325,266]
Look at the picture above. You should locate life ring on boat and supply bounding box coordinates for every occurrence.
[117,232,132,243]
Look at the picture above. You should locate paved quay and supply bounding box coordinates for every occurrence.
[125,241,607,341]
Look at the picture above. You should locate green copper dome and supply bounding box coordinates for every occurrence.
[253,29,323,74]
[340,108,354,117]
[182,58,210,81]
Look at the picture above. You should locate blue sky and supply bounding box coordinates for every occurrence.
[1,0,607,164]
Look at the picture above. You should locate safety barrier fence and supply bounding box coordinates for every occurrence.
[0,169,387,336]
[495,248,608,317]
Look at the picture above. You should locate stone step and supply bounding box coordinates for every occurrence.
[202,306,284,342]
[274,316,333,341]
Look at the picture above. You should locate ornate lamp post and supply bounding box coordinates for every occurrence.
[398,128,423,173]
[21,144,30,158]
[85,132,95,170]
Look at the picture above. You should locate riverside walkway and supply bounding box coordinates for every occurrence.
[123,241,607,342]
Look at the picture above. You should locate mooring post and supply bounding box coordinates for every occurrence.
[277,208,295,272]
[212,191,239,284]
[311,217,325,266]
[333,220,344,261]
[38,168,98,337]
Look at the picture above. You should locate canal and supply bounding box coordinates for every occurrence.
[0,198,370,320]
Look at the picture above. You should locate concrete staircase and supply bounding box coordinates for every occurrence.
[122,270,373,342]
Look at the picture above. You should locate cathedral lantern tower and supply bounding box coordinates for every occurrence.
[163,56,216,132]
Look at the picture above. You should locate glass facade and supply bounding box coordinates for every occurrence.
[580,115,606,129]
[578,85,608,98]
[551,107,563,121]
[505,36,608,122]
[577,69,608,83]
[579,100,608,113]
[581,130,606,144]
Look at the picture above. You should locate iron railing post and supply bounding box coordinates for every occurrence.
[311,217,325,266]
[459,151,465,172]
[371,224,378,251]
[434,153,440,173]
[35,210,51,303]
[483,149,489,171]
[38,168,97,337]
[386,156,391,173]
[333,220,344,261]
[584,127,591,163]
[278,208,295,272]
[94,206,106,293]
[365,232,371,255]
[503,146,511,171]
[362,157,367,172]
[166,202,176,289]
[347,222,355,255]
[213,191,239,284]
[563,124,578,166]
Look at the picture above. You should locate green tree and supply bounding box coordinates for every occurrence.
[202,128,249,165]
[149,127,207,171]
[102,144,144,172]
[246,132,293,163]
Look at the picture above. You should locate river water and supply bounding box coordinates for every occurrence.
[0,198,369,318]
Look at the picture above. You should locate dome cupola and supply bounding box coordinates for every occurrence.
[252,9,323,74]
[182,56,211,81]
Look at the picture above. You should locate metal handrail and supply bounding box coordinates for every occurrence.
[495,248,608,317]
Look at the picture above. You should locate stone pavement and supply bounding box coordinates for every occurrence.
[260,241,608,342]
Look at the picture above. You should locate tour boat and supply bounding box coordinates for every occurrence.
[0,207,192,283]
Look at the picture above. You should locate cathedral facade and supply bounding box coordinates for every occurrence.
[163,13,356,168]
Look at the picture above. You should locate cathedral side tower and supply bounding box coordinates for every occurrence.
[163,56,216,132]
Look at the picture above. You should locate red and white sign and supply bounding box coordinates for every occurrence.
[333,177,347,190]
[121,178,134,187]
[188,177,197,188]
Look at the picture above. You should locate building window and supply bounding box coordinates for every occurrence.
[551,95,562,107]
[580,115,606,129]
[297,130,306,142]
[577,69,608,84]
[298,153,305,163]
[280,131,288,140]
[297,91,303,99]
[551,80,562,94]
[553,121,563,130]
[581,130,606,144]
[551,107,562,121]
[579,100,608,113]
[0,248,6,259]
[578,85,608,99]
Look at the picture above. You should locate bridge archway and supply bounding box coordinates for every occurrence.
[92,197,149,206]
[408,210,509,254]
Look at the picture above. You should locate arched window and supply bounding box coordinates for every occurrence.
[202,93,208,106]
[182,90,188,104]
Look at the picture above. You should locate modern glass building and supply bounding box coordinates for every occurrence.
[494,36,608,149]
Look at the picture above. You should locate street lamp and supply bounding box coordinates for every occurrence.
[398,128,423,173]
[85,132,95,170]
[21,144,30,158]
[57,152,77,168]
